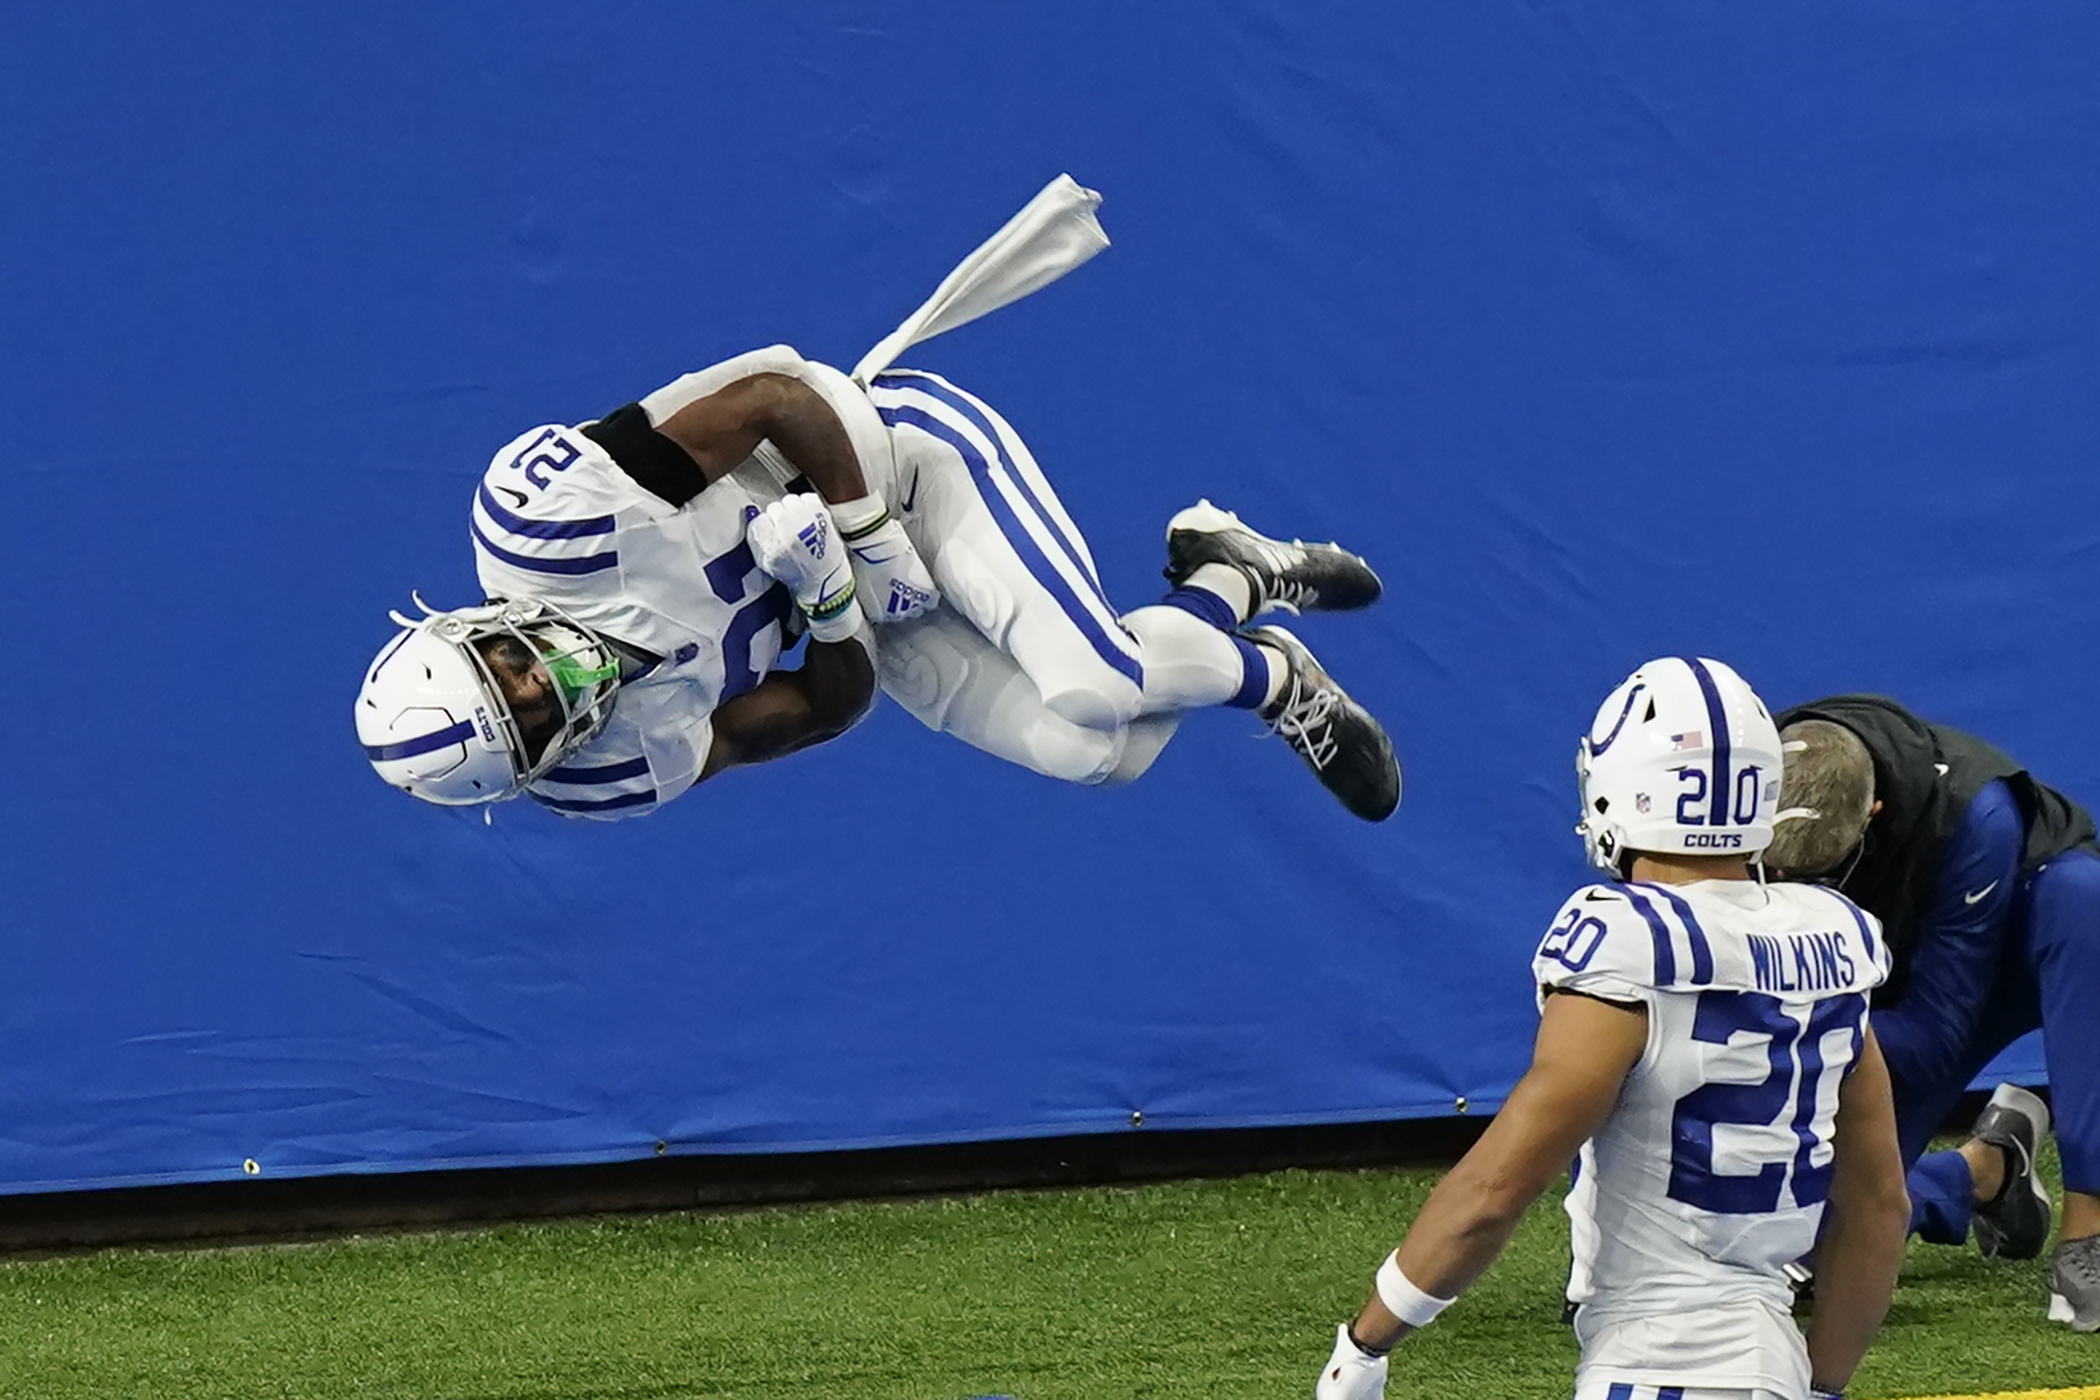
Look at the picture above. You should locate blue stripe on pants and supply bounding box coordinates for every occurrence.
[874,401,1143,687]
[874,370,1112,602]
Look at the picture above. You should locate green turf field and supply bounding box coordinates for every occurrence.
[0,1146,2087,1400]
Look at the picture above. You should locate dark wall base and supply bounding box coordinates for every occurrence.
[0,1084,2023,1256]
[0,1117,1492,1256]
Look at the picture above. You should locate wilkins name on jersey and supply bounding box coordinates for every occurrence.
[1534,878,1891,1394]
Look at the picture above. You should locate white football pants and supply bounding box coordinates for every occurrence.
[864,369,1247,785]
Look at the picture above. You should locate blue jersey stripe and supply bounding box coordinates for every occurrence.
[1635,882,1716,985]
[532,789,656,814]
[1835,891,1880,966]
[1681,656,1733,827]
[876,370,1113,606]
[476,482,615,540]
[471,516,619,576]
[875,402,1143,686]
[364,719,475,762]
[1619,885,1678,985]
[543,756,650,785]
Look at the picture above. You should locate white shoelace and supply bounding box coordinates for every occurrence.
[1240,536,1316,613]
[1265,580,1315,614]
[1268,679,1341,770]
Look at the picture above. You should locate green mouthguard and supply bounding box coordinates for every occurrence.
[546,652,619,699]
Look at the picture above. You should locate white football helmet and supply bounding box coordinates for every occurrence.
[1576,656,1783,874]
[355,594,622,806]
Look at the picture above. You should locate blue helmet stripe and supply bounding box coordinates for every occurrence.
[364,719,475,761]
[1681,656,1732,827]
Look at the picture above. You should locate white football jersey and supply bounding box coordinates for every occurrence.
[469,421,795,819]
[1534,877,1891,1395]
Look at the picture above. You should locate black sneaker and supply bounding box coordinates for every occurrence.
[1246,625,1400,822]
[1165,501,1382,615]
[2049,1234,2100,1332]
[1971,1082,2052,1261]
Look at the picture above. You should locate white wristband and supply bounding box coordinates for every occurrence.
[1375,1253,1455,1328]
[828,493,889,536]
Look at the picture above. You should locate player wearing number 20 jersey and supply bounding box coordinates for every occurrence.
[1315,657,1908,1400]
[1540,877,1890,1395]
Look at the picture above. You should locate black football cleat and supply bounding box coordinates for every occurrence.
[1246,625,1400,822]
[1165,500,1382,616]
[1971,1082,2052,1261]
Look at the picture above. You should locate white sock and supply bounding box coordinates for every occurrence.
[1250,642,1287,708]
[1183,562,1254,623]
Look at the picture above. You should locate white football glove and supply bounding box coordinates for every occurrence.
[744,496,864,644]
[1315,1323,1387,1400]
[829,494,940,623]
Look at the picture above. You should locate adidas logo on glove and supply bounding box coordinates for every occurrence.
[796,517,830,559]
[887,579,936,616]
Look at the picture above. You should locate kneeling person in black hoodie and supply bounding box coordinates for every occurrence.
[1769,695,2099,1331]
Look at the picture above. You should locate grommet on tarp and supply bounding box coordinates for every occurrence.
[654,1140,667,1156]
[1129,1110,1144,1128]
[242,1158,261,1175]
[1455,1096,1469,1115]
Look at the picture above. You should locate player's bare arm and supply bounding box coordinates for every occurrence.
[359,184,1401,819]
[653,365,941,624]
[1805,1025,1910,1396]
[653,373,871,502]
[1347,989,1647,1352]
[699,636,876,779]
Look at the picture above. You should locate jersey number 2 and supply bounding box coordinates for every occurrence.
[1668,989,1864,1214]
[507,428,583,489]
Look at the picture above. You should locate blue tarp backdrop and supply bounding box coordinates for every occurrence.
[4,3,2095,1194]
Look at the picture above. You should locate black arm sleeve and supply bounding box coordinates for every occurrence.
[583,403,708,507]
